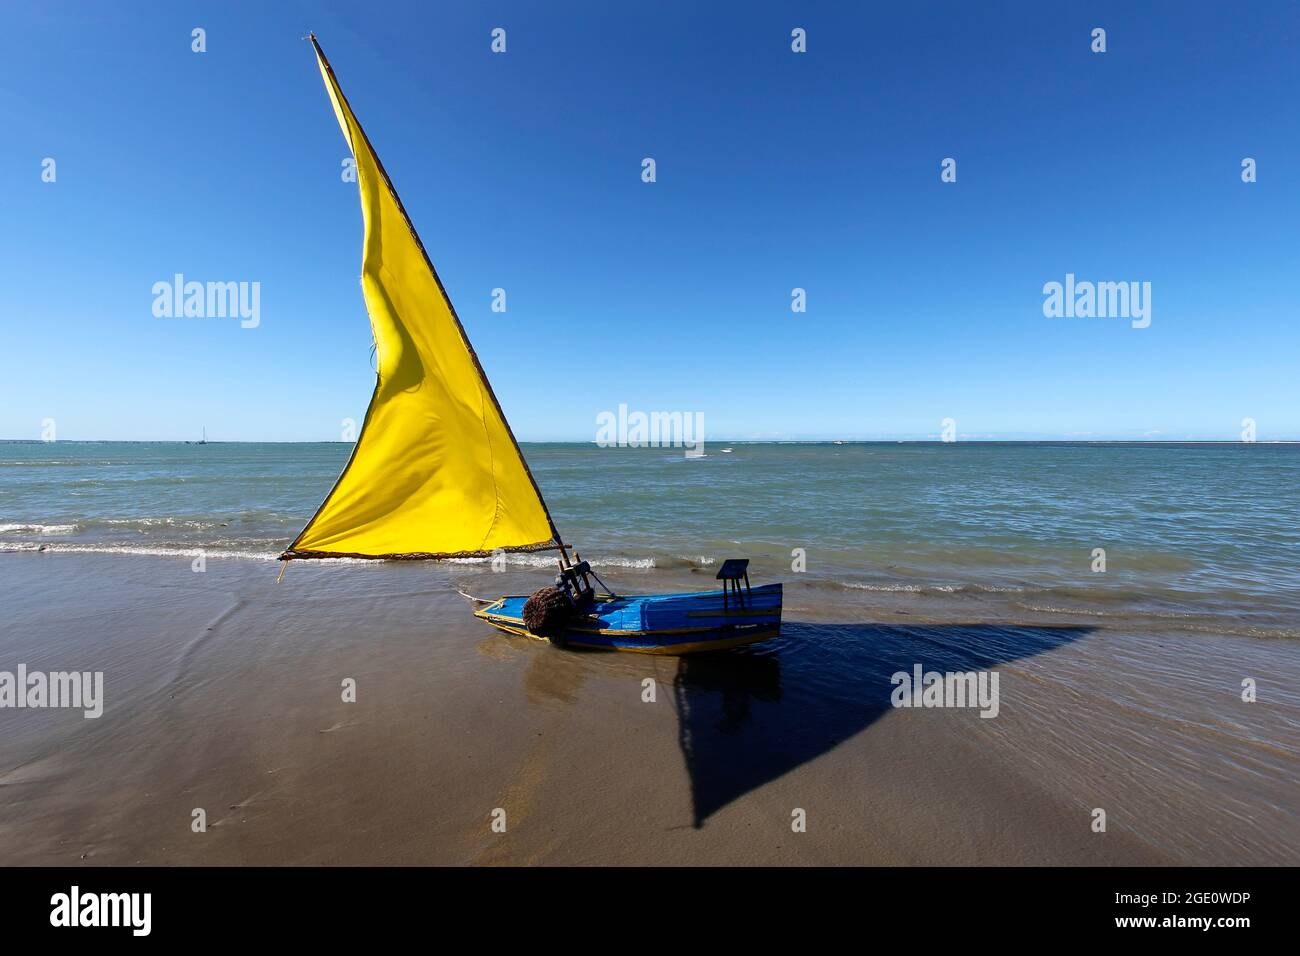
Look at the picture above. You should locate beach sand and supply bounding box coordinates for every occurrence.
[2,551,1296,865]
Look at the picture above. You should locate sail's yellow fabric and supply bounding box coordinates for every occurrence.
[285,43,557,558]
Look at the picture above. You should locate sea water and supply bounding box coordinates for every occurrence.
[2,440,1297,636]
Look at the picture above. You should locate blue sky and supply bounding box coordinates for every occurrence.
[2,0,1297,441]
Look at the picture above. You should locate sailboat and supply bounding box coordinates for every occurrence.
[280,37,782,654]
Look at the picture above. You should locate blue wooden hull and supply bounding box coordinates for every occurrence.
[474,582,783,654]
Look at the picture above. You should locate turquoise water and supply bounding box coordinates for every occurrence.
[2,440,1298,635]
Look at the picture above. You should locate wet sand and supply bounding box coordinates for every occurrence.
[1,552,1296,865]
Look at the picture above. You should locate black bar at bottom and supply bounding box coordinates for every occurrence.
[0,866,1285,941]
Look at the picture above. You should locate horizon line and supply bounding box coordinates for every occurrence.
[3,438,1296,446]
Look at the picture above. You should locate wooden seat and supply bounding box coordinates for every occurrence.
[716,558,751,609]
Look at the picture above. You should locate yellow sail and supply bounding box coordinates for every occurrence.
[283,38,560,560]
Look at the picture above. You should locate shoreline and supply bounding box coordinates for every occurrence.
[2,551,1296,865]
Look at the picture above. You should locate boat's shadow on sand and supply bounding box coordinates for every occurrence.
[675,621,1095,828]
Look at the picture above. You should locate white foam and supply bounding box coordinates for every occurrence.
[99,517,221,530]
[1,542,279,562]
[2,540,659,572]
[0,523,77,535]
[841,582,925,593]
[447,553,658,570]
[592,556,657,569]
